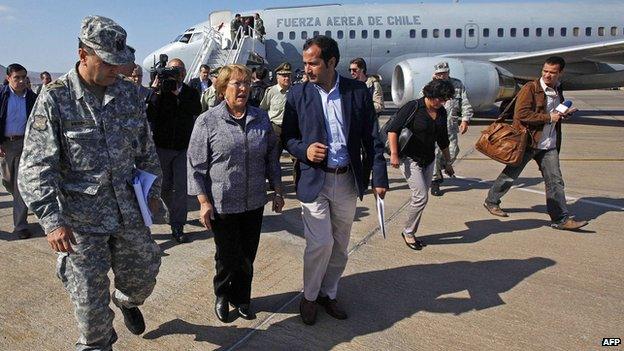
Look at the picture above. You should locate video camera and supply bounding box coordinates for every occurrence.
[150,54,180,94]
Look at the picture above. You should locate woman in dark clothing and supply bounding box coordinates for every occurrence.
[387,79,456,250]
[187,64,284,322]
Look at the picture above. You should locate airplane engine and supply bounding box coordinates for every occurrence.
[391,58,517,111]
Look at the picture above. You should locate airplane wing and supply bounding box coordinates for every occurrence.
[490,39,624,65]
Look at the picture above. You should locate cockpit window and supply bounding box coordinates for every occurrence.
[178,33,192,43]
[189,32,205,43]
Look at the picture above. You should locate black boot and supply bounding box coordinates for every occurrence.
[430,182,442,196]
[172,226,189,243]
[119,306,146,335]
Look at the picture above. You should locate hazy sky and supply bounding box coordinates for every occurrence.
[0,0,579,73]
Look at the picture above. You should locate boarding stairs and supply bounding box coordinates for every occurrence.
[185,25,266,84]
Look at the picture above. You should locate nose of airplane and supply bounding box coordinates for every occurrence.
[142,52,158,72]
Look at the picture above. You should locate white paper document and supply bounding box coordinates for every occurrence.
[132,169,158,227]
[375,196,386,239]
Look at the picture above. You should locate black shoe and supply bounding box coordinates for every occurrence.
[401,232,426,251]
[316,295,348,320]
[236,304,256,320]
[119,306,145,335]
[215,296,229,323]
[171,226,189,243]
[430,182,442,197]
[299,297,318,325]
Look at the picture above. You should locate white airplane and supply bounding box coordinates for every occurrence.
[143,1,624,111]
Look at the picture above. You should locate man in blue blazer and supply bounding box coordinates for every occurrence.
[0,64,37,239]
[282,36,389,325]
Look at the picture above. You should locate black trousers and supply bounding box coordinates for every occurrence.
[212,206,264,305]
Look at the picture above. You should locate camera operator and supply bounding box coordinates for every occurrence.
[147,58,201,243]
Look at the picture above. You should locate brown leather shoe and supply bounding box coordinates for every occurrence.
[16,229,32,240]
[299,297,317,325]
[552,218,588,231]
[316,295,347,320]
[483,203,508,217]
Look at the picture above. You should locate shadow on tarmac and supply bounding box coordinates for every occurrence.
[418,218,550,245]
[144,257,555,350]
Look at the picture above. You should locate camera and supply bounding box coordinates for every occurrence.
[150,54,180,94]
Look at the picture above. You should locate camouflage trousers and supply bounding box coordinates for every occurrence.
[56,226,161,351]
[433,119,460,182]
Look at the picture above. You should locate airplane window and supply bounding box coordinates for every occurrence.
[433,29,439,38]
[523,28,529,37]
[325,30,332,38]
[349,30,356,39]
[314,31,320,37]
[598,27,605,36]
[337,30,344,39]
[536,28,542,37]
[456,29,462,38]
[289,31,296,40]
[573,27,579,36]
[548,27,554,37]
[610,27,617,36]
[362,30,368,39]
[173,35,183,42]
[510,28,516,37]
[481,28,488,37]
[374,30,380,38]
[278,32,283,40]
[444,29,451,38]
[585,27,592,36]
[497,28,504,37]
[561,28,567,37]
[178,33,192,43]
[421,29,428,38]
[301,31,308,40]
[386,30,392,38]
[409,29,416,38]
[189,32,205,43]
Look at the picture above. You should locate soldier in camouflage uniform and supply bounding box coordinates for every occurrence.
[430,61,474,196]
[17,16,163,351]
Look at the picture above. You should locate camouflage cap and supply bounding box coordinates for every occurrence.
[275,62,292,75]
[210,67,222,77]
[80,15,134,65]
[433,61,450,74]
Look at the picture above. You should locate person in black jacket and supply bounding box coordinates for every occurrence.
[0,63,37,239]
[248,67,269,107]
[147,58,201,243]
[387,79,455,250]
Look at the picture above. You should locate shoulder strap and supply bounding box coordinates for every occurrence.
[495,80,538,123]
[403,99,419,127]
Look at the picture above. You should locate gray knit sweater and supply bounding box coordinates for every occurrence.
[187,101,281,214]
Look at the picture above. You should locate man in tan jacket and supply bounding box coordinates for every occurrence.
[483,56,588,231]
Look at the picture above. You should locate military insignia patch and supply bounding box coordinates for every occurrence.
[32,115,48,131]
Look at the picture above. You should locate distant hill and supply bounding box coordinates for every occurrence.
[1,63,63,87]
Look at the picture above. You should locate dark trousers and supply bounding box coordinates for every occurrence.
[212,206,264,305]
[1,139,28,232]
[156,147,188,229]
[486,148,569,224]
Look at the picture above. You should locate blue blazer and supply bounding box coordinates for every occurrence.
[282,75,389,203]
[0,85,37,143]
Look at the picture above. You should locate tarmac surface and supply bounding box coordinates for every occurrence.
[0,90,622,350]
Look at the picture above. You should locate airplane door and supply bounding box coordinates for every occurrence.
[464,23,479,49]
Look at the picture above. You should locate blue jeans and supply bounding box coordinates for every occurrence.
[485,148,569,224]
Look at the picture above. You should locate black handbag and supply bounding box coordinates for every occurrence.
[380,100,419,155]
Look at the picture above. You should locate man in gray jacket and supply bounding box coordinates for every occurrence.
[430,61,473,196]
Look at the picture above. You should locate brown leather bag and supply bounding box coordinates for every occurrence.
[475,94,528,167]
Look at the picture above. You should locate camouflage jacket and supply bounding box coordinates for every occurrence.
[18,66,162,234]
[444,78,474,122]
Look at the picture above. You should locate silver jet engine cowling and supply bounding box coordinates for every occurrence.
[391,57,517,111]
